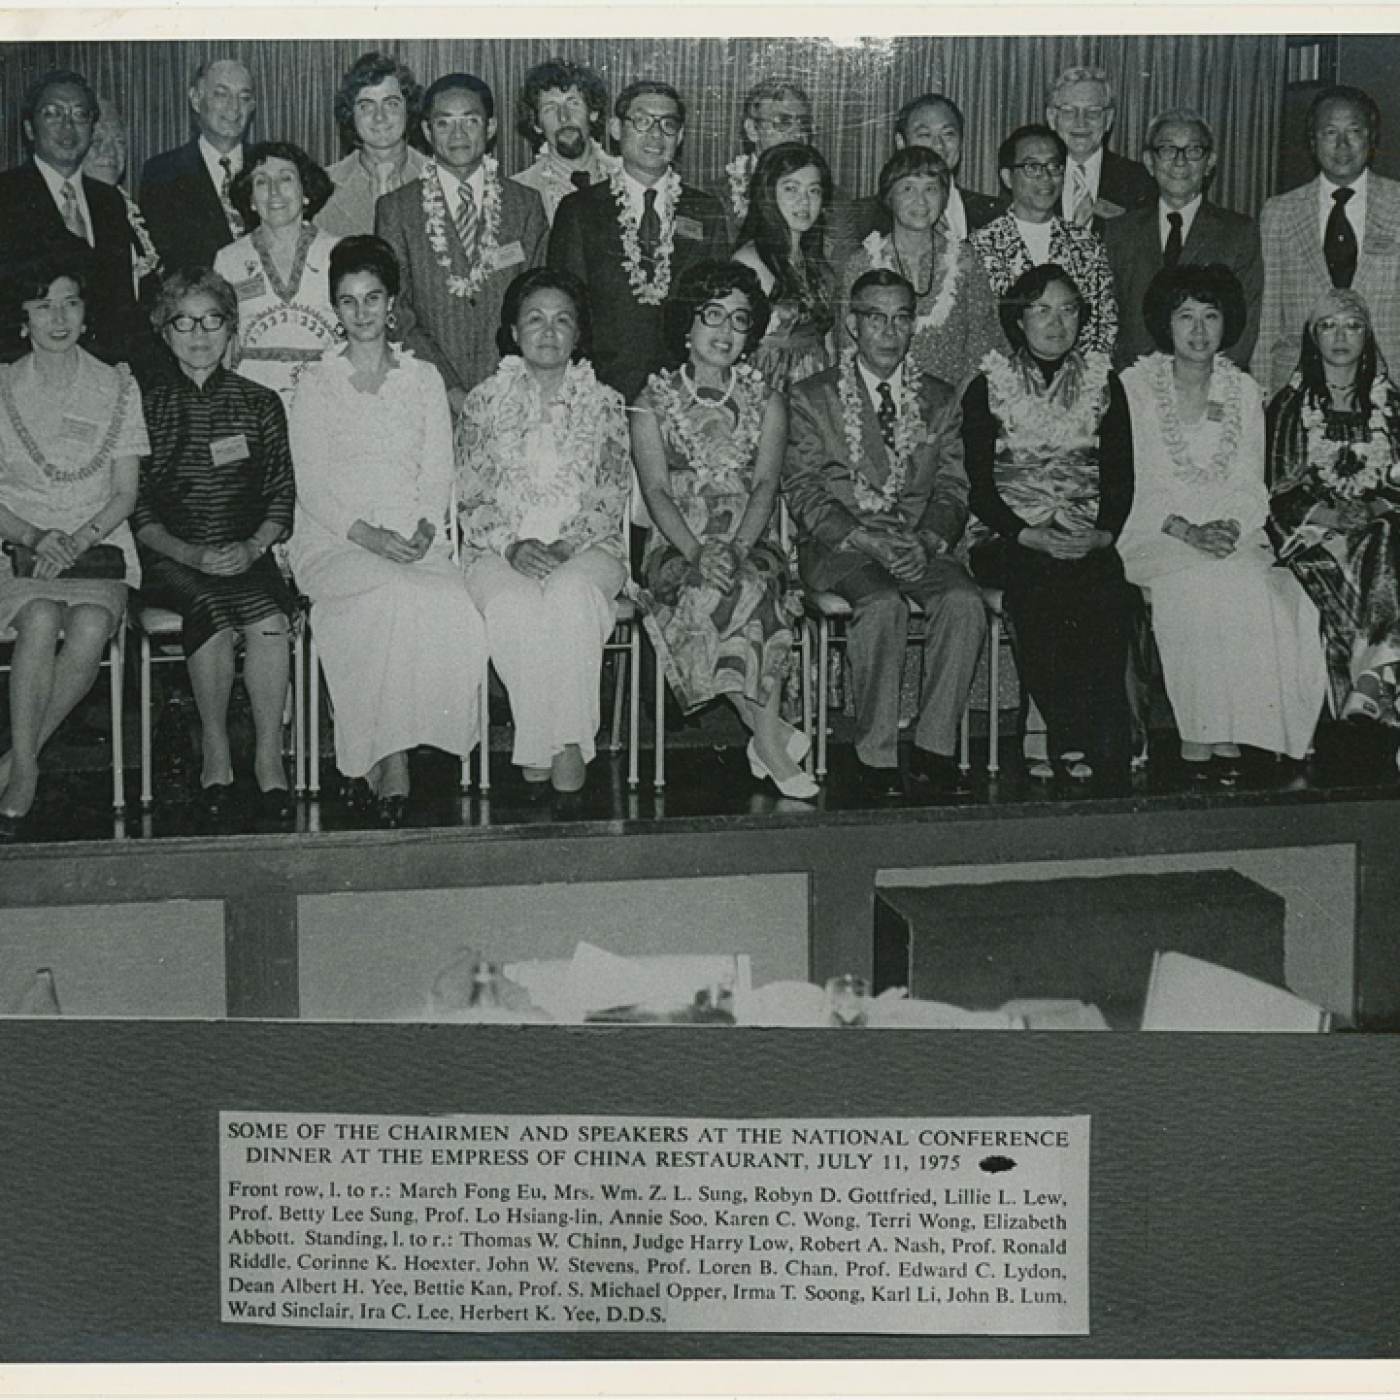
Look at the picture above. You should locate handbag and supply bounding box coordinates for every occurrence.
[3,540,126,581]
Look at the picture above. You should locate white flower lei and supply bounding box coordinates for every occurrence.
[420,156,503,302]
[611,168,681,305]
[1299,376,1398,499]
[119,186,160,279]
[837,347,925,515]
[1141,351,1245,486]
[861,231,963,336]
[982,348,1111,456]
[647,362,766,493]
[724,153,755,222]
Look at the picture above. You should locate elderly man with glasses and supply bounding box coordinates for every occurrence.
[1104,107,1262,370]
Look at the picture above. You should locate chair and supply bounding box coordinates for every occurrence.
[1140,950,1332,1032]
[133,603,307,809]
[0,621,127,815]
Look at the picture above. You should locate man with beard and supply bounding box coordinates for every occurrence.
[511,57,620,224]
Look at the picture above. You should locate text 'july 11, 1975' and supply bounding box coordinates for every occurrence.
[219,1111,1090,1335]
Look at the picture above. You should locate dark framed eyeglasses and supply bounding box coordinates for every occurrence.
[623,112,683,138]
[1011,159,1065,179]
[165,312,230,333]
[1152,143,1210,164]
[696,302,754,332]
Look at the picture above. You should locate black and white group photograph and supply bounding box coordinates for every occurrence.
[0,9,1396,1396]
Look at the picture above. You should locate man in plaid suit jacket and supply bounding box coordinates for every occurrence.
[1254,85,1400,394]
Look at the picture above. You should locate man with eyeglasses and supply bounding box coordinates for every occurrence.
[510,57,621,224]
[785,268,986,800]
[549,79,727,403]
[1254,84,1400,395]
[0,68,151,371]
[139,58,256,276]
[376,72,547,413]
[970,124,1118,354]
[1104,108,1261,370]
[1045,65,1154,231]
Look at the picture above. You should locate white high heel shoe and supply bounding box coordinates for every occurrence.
[747,739,820,801]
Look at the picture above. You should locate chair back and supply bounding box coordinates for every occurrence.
[1140,950,1331,1032]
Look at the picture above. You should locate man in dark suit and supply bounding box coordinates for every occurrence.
[785,269,986,799]
[1104,107,1263,369]
[1046,65,1155,231]
[834,93,1002,254]
[0,69,150,371]
[377,72,547,413]
[138,58,255,276]
[548,79,728,404]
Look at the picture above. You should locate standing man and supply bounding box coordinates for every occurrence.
[511,57,620,224]
[1046,65,1154,230]
[1105,108,1262,370]
[1254,85,1400,394]
[139,58,255,274]
[376,72,548,413]
[785,269,986,799]
[548,80,728,403]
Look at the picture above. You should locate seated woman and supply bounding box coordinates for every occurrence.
[134,268,296,817]
[455,268,630,795]
[731,143,835,390]
[1119,264,1326,773]
[630,259,816,801]
[288,235,485,824]
[1267,288,1400,729]
[839,146,1001,393]
[0,255,148,836]
[961,262,1136,781]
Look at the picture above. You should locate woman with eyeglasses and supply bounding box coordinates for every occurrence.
[133,268,296,818]
[631,259,816,800]
[730,143,835,391]
[836,147,1000,392]
[1266,287,1400,733]
[1118,264,1325,776]
[961,262,1136,782]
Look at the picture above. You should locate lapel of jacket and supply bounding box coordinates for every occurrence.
[1181,201,1218,261]
[83,176,125,256]
[1360,174,1400,270]
[185,139,233,233]
[1288,179,1331,289]
[21,162,87,250]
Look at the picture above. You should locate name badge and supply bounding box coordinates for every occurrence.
[675,215,704,241]
[210,433,250,467]
[60,415,99,444]
[488,240,527,272]
[1205,401,1224,422]
[233,274,266,301]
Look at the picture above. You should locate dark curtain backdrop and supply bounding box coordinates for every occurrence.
[1,33,1286,217]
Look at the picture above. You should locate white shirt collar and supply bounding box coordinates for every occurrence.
[198,135,241,188]
[1319,167,1368,239]
[1159,193,1204,245]
[621,166,668,216]
[436,161,485,205]
[856,356,904,406]
[33,157,92,243]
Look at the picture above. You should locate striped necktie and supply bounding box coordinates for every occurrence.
[219,156,245,238]
[60,180,89,244]
[1070,164,1094,226]
[455,184,478,261]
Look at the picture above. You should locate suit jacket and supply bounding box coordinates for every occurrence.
[784,363,969,579]
[139,139,243,275]
[830,185,1003,259]
[0,163,151,371]
[376,171,548,398]
[1254,172,1400,394]
[548,177,730,402]
[1104,199,1263,369]
[1094,149,1157,221]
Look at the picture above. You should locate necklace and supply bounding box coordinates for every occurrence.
[610,168,681,305]
[681,363,735,412]
[836,347,924,515]
[420,156,503,302]
[859,230,962,337]
[724,153,755,222]
[892,235,934,297]
[1300,377,1397,499]
[250,222,314,303]
[1142,351,1244,485]
[0,358,135,484]
[646,362,765,493]
[119,186,160,279]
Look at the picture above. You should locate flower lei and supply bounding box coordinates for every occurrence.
[724,153,755,222]
[647,362,766,493]
[120,187,160,279]
[837,347,925,515]
[1140,351,1245,486]
[982,348,1111,456]
[861,231,963,336]
[421,156,503,302]
[611,168,681,305]
[1298,375,1399,499]
[0,359,135,484]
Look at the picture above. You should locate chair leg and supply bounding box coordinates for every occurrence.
[653,643,666,792]
[475,666,490,795]
[800,621,814,776]
[608,630,626,753]
[627,625,640,791]
[139,628,153,809]
[988,616,1001,776]
[308,632,321,797]
[110,628,125,815]
[959,698,971,774]
[816,616,830,779]
[292,630,306,794]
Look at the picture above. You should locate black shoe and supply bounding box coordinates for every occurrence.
[199,780,237,818]
[908,746,969,794]
[255,785,294,822]
[0,810,26,842]
[376,794,407,828]
[855,760,905,800]
[342,777,376,813]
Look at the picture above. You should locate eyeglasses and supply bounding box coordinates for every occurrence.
[36,103,95,127]
[756,114,813,134]
[430,113,487,132]
[850,308,915,335]
[1024,302,1082,322]
[165,312,230,333]
[1152,143,1210,165]
[1053,104,1110,122]
[1011,159,1065,179]
[696,302,753,332]
[623,112,683,138]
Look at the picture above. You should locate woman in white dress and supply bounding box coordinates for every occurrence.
[214,142,341,409]
[455,268,629,795]
[1118,264,1326,774]
[289,236,485,824]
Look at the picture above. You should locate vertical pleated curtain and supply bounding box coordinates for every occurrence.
[0,32,1286,217]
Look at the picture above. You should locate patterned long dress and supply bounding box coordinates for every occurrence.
[638,366,796,711]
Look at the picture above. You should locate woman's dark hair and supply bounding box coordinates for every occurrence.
[877,145,951,210]
[1142,263,1247,354]
[1299,292,1382,416]
[735,143,832,319]
[998,262,1083,351]
[229,141,335,227]
[333,51,423,154]
[328,234,401,301]
[150,266,239,335]
[663,259,771,366]
[496,266,593,361]
[7,251,90,337]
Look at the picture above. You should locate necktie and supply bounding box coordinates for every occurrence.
[1070,164,1094,227]
[455,184,478,261]
[1163,211,1184,267]
[59,180,88,244]
[1325,187,1359,289]
[570,170,591,192]
[219,156,245,238]
[638,188,661,277]
[876,381,898,452]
